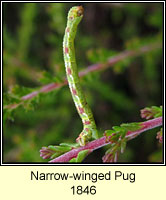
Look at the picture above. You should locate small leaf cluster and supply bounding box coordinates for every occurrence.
[103,122,142,162]
[40,143,79,160]
[156,128,162,144]
[40,142,93,163]
[140,106,162,119]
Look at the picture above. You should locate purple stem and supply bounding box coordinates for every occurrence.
[6,42,161,109]
[49,117,162,163]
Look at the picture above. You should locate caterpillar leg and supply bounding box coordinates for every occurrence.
[76,129,92,146]
[76,128,98,146]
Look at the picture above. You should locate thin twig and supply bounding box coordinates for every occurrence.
[5,42,161,110]
[49,116,162,163]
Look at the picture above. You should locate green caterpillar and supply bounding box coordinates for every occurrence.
[63,6,98,146]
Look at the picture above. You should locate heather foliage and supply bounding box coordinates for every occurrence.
[3,3,163,162]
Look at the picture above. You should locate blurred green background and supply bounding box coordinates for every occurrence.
[3,2,163,163]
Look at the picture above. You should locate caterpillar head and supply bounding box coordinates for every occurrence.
[68,6,84,24]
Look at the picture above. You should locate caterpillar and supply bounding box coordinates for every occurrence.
[63,6,98,146]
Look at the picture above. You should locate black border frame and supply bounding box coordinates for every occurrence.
[1,0,165,166]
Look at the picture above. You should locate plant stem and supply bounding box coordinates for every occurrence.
[49,117,162,163]
[5,42,161,110]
